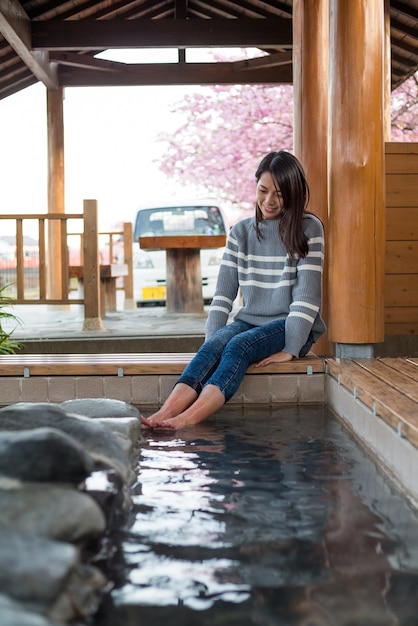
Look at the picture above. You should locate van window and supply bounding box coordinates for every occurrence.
[134,205,226,240]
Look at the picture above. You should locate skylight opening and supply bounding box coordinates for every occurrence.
[95,48,266,64]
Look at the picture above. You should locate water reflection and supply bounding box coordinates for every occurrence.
[94,407,418,626]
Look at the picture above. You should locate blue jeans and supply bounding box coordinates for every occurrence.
[177,319,313,403]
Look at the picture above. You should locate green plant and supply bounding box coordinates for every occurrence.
[0,284,23,354]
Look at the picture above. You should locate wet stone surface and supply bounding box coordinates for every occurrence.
[94,406,418,626]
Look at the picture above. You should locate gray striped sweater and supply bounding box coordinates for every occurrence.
[205,214,326,357]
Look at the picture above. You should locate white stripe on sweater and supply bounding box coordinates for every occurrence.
[291,301,320,312]
[288,311,316,323]
[239,278,297,288]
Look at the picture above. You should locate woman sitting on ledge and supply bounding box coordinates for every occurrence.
[142,150,326,431]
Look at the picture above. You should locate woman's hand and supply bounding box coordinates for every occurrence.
[255,351,293,367]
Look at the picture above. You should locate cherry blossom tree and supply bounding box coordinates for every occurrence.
[156,83,293,215]
[155,70,418,215]
[391,72,418,140]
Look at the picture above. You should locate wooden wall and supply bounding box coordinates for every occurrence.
[385,142,418,338]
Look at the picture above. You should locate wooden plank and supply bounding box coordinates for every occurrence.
[140,235,226,250]
[386,175,418,207]
[385,154,418,174]
[385,307,418,323]
[69,264,128,278]
[385,242,418,273]
[386,142,418,156]
[0,352,322,366]
[379,357,418,382]
[326,358,418,447]
[353,358,418,402]
[384,323,418,335]
[0,353,323,377]
[386,207,418,240]
[0,213,83,220]
[32,18,293,50]
[384,275,418,307]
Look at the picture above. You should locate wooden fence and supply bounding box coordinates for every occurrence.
[385,143,418,337]
[0,200,134,329]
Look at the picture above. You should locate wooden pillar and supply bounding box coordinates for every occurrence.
[293,0,330,356]
[383,0,392,141]
[82,199,104,330]
[328,0,386,355]
[123,221,136,310]
[46,87,65,299]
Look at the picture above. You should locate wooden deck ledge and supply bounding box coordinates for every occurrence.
[326,357,418,447]
[0,352,324,378]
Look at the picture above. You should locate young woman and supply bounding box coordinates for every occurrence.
[142,151,326,430]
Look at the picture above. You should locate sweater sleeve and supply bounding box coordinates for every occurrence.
[205,227,240,338]
[283,216,325,357]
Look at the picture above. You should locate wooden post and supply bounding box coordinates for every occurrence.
[139,235,225,314]
[82,199,104,331]
[383,0,392,142]
[123,222,136,310]
[293,0,331,356]
[46,87,65,299]
[166,248,204,314]
[328,0,386,355]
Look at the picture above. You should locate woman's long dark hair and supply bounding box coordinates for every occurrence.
[255,151,310,258]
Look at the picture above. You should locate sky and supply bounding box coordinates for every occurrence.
[0,48,266,235]
[0,77,204,234]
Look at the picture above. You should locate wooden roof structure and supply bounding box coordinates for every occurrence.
[0,0,417,100]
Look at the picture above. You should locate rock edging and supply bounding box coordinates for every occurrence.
[0,398,143,626]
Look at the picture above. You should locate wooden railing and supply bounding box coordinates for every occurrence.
[0,200,134,330]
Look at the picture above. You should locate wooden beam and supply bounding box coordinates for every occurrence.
[32,17,292,50]
[0,0,58,89]
[49,51,122,72]
[235,51,292,70]
[58,60,292,87]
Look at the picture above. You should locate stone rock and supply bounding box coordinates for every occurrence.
[0,427,94,484]
[0,532,107,624]
[0,531,78,610]
[0,402,131,479]
[85,468,130,525]
[0,482,106,542]
[0,595,61,626]
[60,397,140,419]
[97,416,142,447]
[48,563,107,623]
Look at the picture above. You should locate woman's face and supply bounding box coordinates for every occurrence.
[256,171,283,220]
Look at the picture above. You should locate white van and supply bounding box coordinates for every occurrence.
[133,200,228,306]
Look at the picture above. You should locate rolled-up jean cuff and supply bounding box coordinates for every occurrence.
[175,377,202,395]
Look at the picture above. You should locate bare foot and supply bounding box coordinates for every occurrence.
[141,415,186,429]
[151,414,204,431]
[143,384,225,431]
[141,415,174,429]
[141,414,191,430]
[152,420,177,430]
[140,384,199,429]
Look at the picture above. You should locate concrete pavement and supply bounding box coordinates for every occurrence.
[4,303,208,354]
